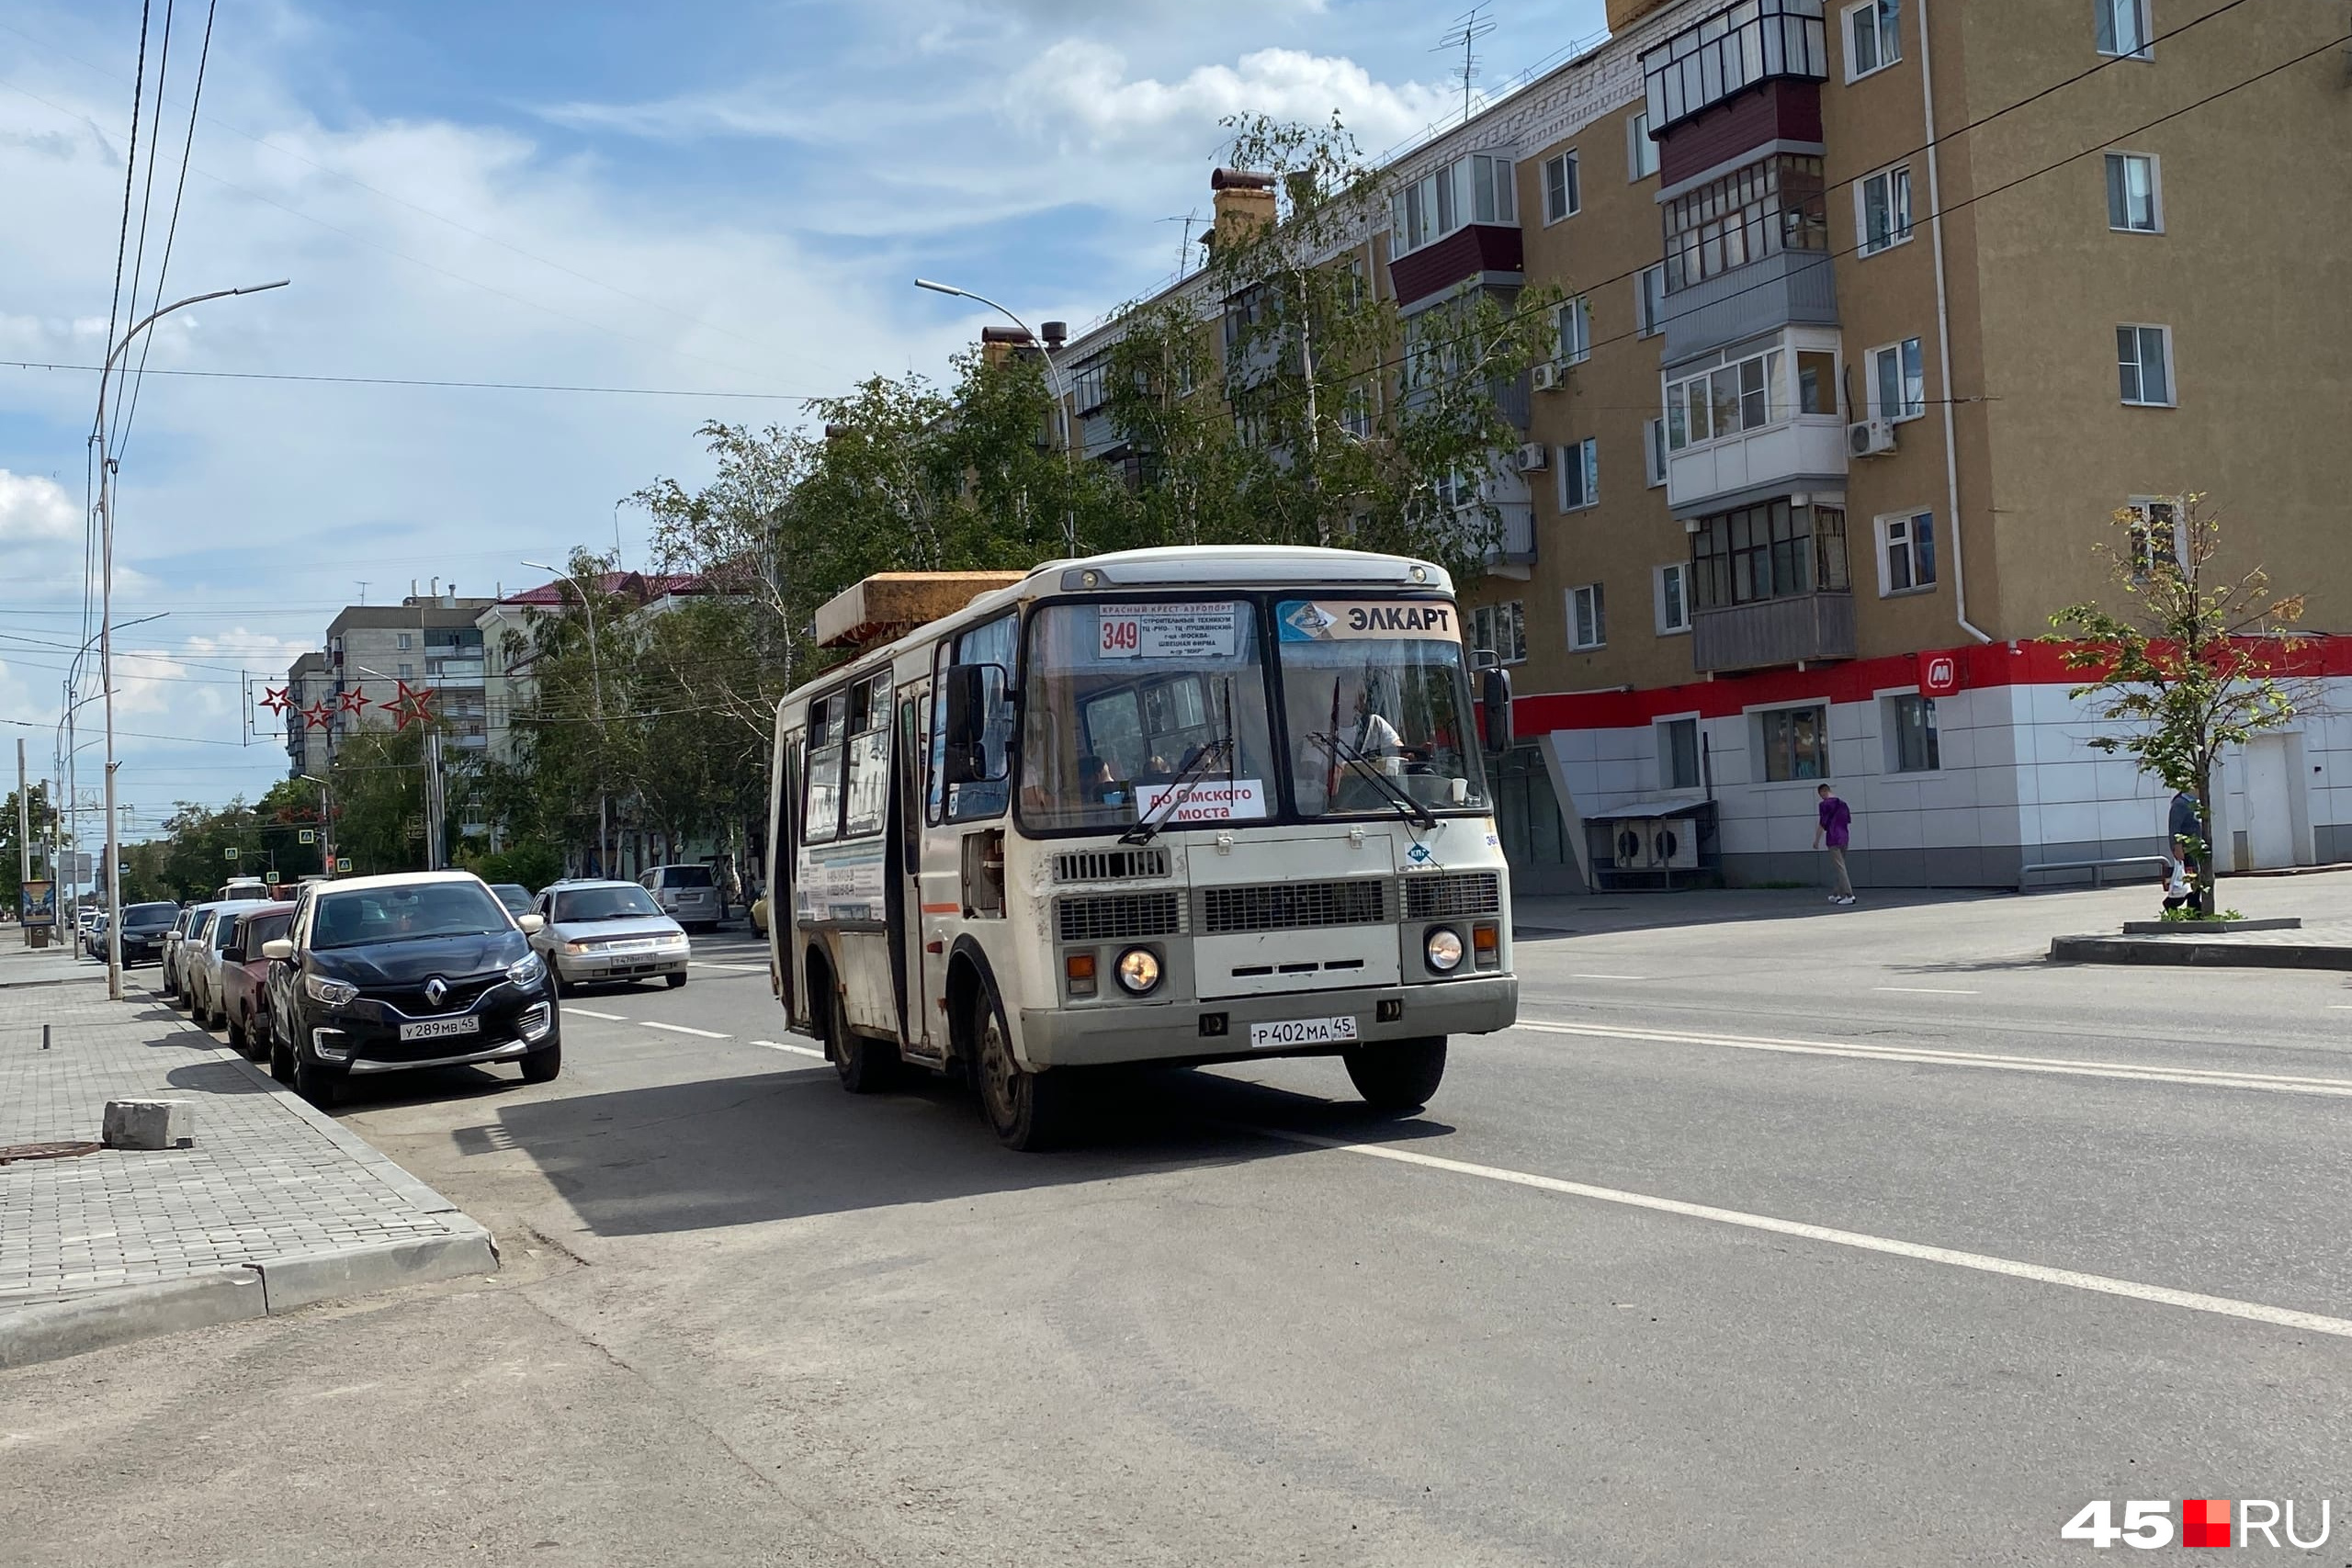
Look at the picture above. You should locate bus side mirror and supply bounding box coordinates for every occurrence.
[1480,665,1514,755]
[942,663,1010,786]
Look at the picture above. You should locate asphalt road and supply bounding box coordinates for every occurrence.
[7,876,2352,1566]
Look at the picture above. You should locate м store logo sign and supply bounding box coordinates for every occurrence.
[2062,1498,2335,1549]
[1921,651,1963,697]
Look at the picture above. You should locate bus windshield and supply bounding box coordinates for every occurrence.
[1020,600,1276,832]
[1273,597,1488,818]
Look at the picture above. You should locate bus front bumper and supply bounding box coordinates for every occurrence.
[1020,976,1517,1069]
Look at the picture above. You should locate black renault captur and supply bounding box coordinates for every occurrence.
[263,870,560,1107]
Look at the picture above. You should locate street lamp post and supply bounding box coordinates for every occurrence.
[913,277,1078,558]
[300,773,332,878]
[93,280,287,998]
[521,561,608,879]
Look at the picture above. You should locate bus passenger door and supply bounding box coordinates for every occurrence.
[884,694,918,1050]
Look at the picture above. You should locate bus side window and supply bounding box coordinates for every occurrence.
[944,612,1016,823]
[842,672,891,840]
[925,640,952,826]
[804,691,847,845]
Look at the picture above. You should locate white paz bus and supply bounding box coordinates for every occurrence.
[769,546,1520,1149]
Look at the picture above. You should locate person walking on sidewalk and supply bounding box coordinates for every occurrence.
[1815,783,1854,905]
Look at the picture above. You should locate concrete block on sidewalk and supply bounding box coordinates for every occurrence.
[101,1099,195,1150]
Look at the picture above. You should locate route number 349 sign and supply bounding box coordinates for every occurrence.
[1098,604,1238,660]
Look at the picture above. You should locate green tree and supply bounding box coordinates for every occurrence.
[2047,493,2309,917]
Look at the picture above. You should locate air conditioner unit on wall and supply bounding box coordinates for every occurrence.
[1531,362,1563,392]
[1849,418,1898,457]
[1650,819,1698,869]
[1611,820,1657,869]
[1516,442,1550,473]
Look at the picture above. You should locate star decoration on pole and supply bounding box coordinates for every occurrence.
[260,686,292,716]
[301,699,336,730]
[337,688,371,716]
[385,679,437,733]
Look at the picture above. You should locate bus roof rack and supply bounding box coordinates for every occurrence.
[813,571,1026,650]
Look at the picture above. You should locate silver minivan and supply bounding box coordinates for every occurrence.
[639,864,721,932]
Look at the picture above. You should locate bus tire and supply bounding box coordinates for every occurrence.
[973,984,1070,1151]
[830,983,899,1094]
[1344,1037,1447,1112]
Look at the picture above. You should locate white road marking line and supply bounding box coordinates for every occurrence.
[1518,1019,2352,1100]
[1873,986,1979,994]
[751,1038,827,1059]
[688,961,768,973]
[1265,1129,2352,1342]
[1572,974,1650,981]
[564,1008,627,1021]
[639,1020,730,1040]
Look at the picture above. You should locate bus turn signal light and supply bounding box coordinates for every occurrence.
[1066,953,1096,998]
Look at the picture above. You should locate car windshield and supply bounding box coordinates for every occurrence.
[312,882,512,949]
[1019,600,1277,832]
[1273,597,1488,818]
[657,866,714,889]
[554,886,663,922]
[125,903,177,928]
[490,884,534,914]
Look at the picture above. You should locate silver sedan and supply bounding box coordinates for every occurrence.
[528,881,691,994]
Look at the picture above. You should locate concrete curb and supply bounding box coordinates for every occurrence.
[2050,934,2352,970]
[0,1269,265,1370]
[0,971,107,991]
[251,1223,500,1314]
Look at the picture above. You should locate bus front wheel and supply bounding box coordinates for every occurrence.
[830,983,899,1094]
[974,987,1070,1152]
[1344,1037,1447,1112]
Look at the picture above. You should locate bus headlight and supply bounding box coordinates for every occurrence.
[1424,928,1464,974]
[1114,947,1161,996]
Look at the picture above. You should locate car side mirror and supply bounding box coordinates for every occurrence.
[518,913,545,934]
[942,662,1010,787]
[1480,665,1514,755]
[262,938,294,962]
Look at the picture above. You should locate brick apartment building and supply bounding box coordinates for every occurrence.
[1052,0,2352,893]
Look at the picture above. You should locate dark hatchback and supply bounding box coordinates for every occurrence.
[118,901,180,966]
[263,872,560,1107]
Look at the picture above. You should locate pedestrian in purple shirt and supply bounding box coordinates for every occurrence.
[1814,783,1854,905]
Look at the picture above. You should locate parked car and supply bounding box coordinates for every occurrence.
[161,905,210,998]
[263,871,559,1107]
[487,883,534,918]
[529,880,689,994]
[83,912,109,958]
[220,906,295,1056]
[640,864,720,932]
[185,900,284,1030]
[116,901,180,967]
[749,894,768,936]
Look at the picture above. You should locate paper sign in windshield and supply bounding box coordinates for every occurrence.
[1099,603,1239,660]
[1278,600,1457,642]
[1136,777,1268,822]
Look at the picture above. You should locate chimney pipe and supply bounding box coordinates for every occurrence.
[1042,321,1068,349]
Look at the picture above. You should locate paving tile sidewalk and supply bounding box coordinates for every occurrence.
[1,976,494,1366]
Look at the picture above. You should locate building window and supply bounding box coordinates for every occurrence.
[1627,111,1659,181]
[1857,163,1913,255]
[1662,154,1826,291]
[1667,344,1787,452]
[1558,438,1599,513]
[1569,583,1606,650]
[2096,0,2152,59]
[1887,694,1940,773]
[2118,324,2174,406]
[1555,295,1592,366]
[398,662,414,679]
[1797,350,1838,415]
[1655,563,1692,635]
[1637,264,1667,337]
[1758,705,1829,782]
[2105,152,2161,232]
[1341,385,1373,441]
[1690,502,1849,610]
[1389,152,1518,259]
[1645,418,1668,488]
[1543,151,1581,224]
[2126,496,2184,575]
[396,633,413,650]
[1845,0,1901,79]
[1659,716,1702,790]
[1070,359,1111,414]
[1870,337,1927,422]
[1471,601,1527,665]
[1877,511,1937,594]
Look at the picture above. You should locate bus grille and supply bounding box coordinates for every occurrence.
[1053,846,1170,884]
[1401,872,1502,919]
[1057,892,1183,944]
[1201,879,1386,935]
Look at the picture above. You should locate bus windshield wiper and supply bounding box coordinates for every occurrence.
[1310,731,1437,830]
[1120,735,1235,847]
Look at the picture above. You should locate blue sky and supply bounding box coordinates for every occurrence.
[0,0,1608,827]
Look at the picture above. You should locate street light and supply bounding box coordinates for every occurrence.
[913,277,1078,558]
[521,560,609,879]
[300,773,332,879]
[95,280,288,998]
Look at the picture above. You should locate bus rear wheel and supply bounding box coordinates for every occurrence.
[1344,1037,1447,1112]
[974,986,1069,1152]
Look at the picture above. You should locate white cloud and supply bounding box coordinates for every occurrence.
[0,469,76,541]
[1012,42,1457,155]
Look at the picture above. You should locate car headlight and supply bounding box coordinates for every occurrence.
[656,931,690,949]
[304,973,360,1007]
[507,953,545,987]
[1424,928,1464,974]
[1114,947,1161,996]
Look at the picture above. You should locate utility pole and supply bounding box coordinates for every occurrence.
[15,739,29,948]
[423,728,447,871]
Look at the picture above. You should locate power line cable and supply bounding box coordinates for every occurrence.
[109,0,176,457]
[115,0,217,468]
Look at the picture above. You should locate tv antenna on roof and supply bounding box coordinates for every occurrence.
[355,581,370,605]
[1436,6,1497,123]
[1159,211,1204,278]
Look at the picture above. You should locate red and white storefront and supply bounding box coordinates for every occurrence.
[1503,639,2352,892]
